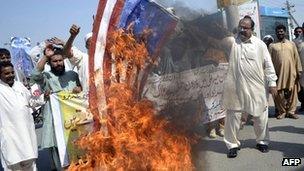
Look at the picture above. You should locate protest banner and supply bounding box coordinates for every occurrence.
[144,63,228,123]
[50,91,93,167]
[10,37,34,77]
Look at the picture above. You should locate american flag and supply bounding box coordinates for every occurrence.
[88,0,178,130]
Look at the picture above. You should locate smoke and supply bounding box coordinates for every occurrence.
[151,0,232,75]
[147,0,233,142]
[154,0,208,20]
[144,1,236,169]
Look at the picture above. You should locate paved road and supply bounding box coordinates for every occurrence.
[194,104,304,171]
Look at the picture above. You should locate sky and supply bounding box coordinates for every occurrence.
[0,0,214,51]
[259,0,304,26]
[0,0,99,51]
[0,0,303,51]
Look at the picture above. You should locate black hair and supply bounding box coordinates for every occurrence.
[243,15,255,30]
[44,46,64,64]
[0,48,11,56]
[0,61,14,74]
[275,24,287,32]
[52,47,64,56]
[294,26,303,32]
[44,45,64,56]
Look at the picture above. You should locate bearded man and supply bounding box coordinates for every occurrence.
[31,44,82,170]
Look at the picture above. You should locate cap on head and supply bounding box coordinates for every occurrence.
[263,35,274,42]
[85,32,93,43]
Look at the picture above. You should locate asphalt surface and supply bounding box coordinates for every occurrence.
[194,100,304,171]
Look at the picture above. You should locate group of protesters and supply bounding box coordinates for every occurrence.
[220,17,304,158]
[1,15,304,170]
[0,24,89,171]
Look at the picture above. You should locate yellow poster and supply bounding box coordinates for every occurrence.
[51,91,93,167]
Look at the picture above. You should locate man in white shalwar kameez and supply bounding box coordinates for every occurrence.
[0,62,38,171]
[63,25,91,93]
[62,25,102,131]
[223,16,278,158]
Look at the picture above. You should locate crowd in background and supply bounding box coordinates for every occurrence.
[1,18,304,169]
[0,24,90,170]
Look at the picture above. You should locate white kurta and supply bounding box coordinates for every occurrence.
[0,81,38,167]
[223,36,277,116]
[69,47,89,93]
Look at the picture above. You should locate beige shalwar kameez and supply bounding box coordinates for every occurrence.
[269,39,302,115]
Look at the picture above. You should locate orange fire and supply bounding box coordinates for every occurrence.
[68,28,194,170]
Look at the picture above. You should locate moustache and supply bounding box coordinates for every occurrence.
[54,65,64,70]
[7,75,15,80]
[6,77,15,83]
[240,30,247,34]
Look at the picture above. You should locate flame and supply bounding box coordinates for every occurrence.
[68,28,194,170]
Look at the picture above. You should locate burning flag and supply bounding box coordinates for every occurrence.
[88,0,178,128]
[68,0,194,170]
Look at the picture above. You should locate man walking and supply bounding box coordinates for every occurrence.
[63,24,91,93]
[223,16,277,158]
[269,24,302,119]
